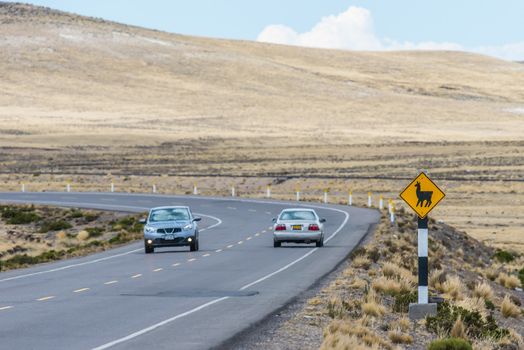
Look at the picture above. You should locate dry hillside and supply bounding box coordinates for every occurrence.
[0,3,523,251]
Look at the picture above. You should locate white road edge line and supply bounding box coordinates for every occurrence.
[104,281,118,285]
[0,200,221,283]
[0,306,13,311]
[74,288,90,293]
[91,206,350,350]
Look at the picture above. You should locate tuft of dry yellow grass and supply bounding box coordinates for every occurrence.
[500,295,521,318]
[76,230,89,241]
[387,329,413,344]
[497,273,521,289]
[456,297,488,319]
[352,256,372,270]
[441,275,466,300]
[361,290,386,318]
[472,281,494,300]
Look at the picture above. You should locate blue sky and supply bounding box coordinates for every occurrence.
[8,0,524,60]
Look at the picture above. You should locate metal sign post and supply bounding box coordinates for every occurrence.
[399,172,445,319]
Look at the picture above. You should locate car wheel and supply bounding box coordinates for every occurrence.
[190,239,199,251]
[316,238,324,247]
[273,241,281,248]
[145,243,154,254]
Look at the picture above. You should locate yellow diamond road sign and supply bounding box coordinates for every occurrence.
[399,172,445,219]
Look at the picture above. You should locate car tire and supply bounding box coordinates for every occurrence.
[190,239,199,252]
[145,243,154,254]
[316,238,324,247]
[273,241,281,248]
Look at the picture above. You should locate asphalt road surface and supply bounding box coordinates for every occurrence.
[0,192,380,350]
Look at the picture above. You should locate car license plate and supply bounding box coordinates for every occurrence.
[292,225,302,231]
[164,234,175,240]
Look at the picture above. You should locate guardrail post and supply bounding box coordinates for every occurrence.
[21,183,25,193]
[66,183,71,193]
[390,201,395,223]
[296,190,300,201]
[368,192,372,207]
[348,191,352,206]
[266,185,271,198]
[153,184,157,194]
[111,182,114,193]
[379,195,383,210]
[193,182,198,195]
[231,186,236,197]
[323,190,328,204]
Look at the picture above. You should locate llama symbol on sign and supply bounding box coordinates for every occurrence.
[415,182,433,207]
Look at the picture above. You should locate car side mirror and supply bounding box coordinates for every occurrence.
[272,218,277,223]
[193,217,202,222]
[319,218,326,223]
[139,218,147,224]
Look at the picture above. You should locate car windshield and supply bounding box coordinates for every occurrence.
[149,208,190,222]
[279,210,316,221]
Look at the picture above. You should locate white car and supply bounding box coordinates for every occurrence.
[273,208,325,247]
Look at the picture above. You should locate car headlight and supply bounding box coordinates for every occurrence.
[183,223,193,231]
[145,226,156,233]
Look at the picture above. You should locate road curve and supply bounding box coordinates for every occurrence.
[0,192,379,350]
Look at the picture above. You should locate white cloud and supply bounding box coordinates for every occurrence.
[257,6,524,61]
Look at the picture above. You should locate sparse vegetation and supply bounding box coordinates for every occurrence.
[39,220,72,233]
[500,295,521,318]
[496,272,521,289]
[493,250,515,263]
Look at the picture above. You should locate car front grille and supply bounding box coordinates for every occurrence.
[156,227,182,234]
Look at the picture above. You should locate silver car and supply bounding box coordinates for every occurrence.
[273,208,325,247]
[140,206,201,254]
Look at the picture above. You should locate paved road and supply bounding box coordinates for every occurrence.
[0,192,379,350]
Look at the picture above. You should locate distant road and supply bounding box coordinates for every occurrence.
[0,192,379,350]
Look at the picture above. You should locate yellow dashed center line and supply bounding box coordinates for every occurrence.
[37,296,55,302]
[203,253,211,257]
[153,268,163,272]
[227,244,234,249]
[188,258,196,262]
[131,274,142,279]
[172,263,181,267]
[74,288,90,293]
[215,249,223,253]
[0,306,13,311]
[104,280,118,285]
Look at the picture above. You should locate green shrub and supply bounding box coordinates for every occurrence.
[393,291,417,313]
[493,250,515,263]
[427,338,472,350]
[68,210,83,219]
[1,206,41,224]
[39,220,72,233]
[485,299,495,310]
[85,227,104,238]
[83,213,99,222]
[367,247,381,263]
[426,302,508,340]
[518,267,524,288]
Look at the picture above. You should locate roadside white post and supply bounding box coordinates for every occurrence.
[21,183,25,193]
[266,185,271,198]
[66,183,71,193]
[193,182,198,195]
[152,184,157,194]
[110,182,114,193]
[348,191,352,206]
[390,202,395,223]
[368,192,372,207]
[231,186,235,197]
[296,189,300,202]
[323,190,328,204]
[379,195,383,210]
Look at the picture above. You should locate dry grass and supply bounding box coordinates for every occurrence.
[456,297,488,319]
[441,275,466,300]
[485,268,499,281]
[350,278,368,290]
[450,317,467,339]
[497,273,521,289]
[353,256,372,270]
[372,277,402,295]
[76,230,89,241]
[321,319,392,350]
[472,281,494,300]
[387,329,413,344]
[361,290,386,318]
[500,295,521,318]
